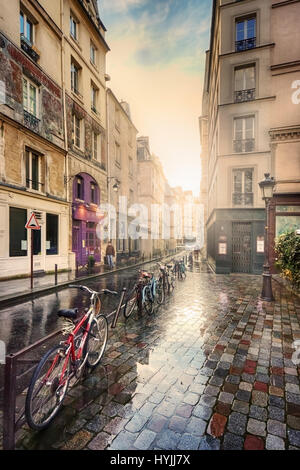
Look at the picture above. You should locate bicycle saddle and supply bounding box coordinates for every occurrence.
[141,271,151,278]
[57,308,78,320]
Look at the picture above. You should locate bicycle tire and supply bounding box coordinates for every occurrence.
[124,286,138,319]
[85,316,108,368]
[156,278,165,305]
[143,287,154,315]
[25,345,71,431]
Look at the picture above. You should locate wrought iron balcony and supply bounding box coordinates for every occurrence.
[233,138,255,153]
[235,88,256,103]
[232,193,254,206]
[235,37,256,52]
[20,34,40,62]
[24,110,40,133]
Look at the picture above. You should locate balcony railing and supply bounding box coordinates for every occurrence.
[23,110,40,133]
[20,34,39,62]
[26,178,44,191]
[235,88,256,103]
[235,37,256,52]
[233,138,255,153]
[232,193,254,206]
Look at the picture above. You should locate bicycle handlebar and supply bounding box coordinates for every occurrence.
[69,285,119,296]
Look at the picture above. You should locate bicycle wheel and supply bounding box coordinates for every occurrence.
[143,287,154,315]
[25,345,71,431]
[124,286,138,319]
[86,315,108,368]
[156,278,165,305]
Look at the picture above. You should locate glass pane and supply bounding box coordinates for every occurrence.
[29,84,36,116]
[245,117,254,139]
[247,18,256,39]
[235,69,244,91]
[31,153,39,190]
[46,213,58,255]
[276,216,300,237]
[33,229,41,255]
[23,78,28,110]
[244,170,253,193]
[234,171,242,193]
[26,19,33,43]
[236,21,245,41]
[25,150,30,188]
[234,119,243,140]
[276,206,300,213]
[9,207,27,257]
[20,12,24,35]
[245,66,255,89]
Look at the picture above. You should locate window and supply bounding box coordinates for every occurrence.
[25,149,43,191]
[70,14,78,40]
[9,207,28,257]
[71,60,80,95]
[91,182,97,204]
[234,64,255,102]
[129,156,133,176]
[233,168,254,206]
[234,116,255,152]
[23,77,38,117]
[276,206,300,237]
[72,114,83,149]
[90,42,96,65]
[115,108,120,130]
[46,213,58,255]
[91,84,98,113]
[76,176,84,200]
[20,11,34,45]
[236,16,256,51]
[92,131,101,161]
[115,142,121,165]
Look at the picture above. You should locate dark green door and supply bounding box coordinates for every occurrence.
[232,222,252,273]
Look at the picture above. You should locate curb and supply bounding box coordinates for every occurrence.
[0,253,186,309]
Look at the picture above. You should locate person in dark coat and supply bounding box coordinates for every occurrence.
[106,241,115,269]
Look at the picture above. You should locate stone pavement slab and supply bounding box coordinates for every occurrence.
[11,268,300,451]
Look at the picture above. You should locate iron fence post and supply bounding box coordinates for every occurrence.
[55,264,58,286]
[3,354,17,450]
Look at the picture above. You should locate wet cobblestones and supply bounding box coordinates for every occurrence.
[12,267,300,450]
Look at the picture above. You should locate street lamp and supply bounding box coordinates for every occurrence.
[107,177,120,192]
[259,173,276,302]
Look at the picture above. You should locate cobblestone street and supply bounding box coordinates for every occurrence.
[15,267,300,451]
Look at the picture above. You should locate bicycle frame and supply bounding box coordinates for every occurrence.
[142,275,156,303]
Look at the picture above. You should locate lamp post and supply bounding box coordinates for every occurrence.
[259,173,276,302]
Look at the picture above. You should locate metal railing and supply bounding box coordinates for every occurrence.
[234,88,255,103]
[233,138,255,153]
[235,37,256,52]
[23,110,40,133]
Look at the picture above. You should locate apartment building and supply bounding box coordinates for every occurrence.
[267,0,300,269]
[106,89,140,264]
[0,0,69,278]
[201,0,275,274]
[62,0,109,268]
[201,0,300,274]
[137,136,167,259]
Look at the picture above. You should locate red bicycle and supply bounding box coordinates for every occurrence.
[25,284,119,431]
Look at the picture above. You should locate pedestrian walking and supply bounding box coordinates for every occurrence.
[106,241,115,269]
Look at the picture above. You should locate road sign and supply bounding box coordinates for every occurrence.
[25,212,41,230]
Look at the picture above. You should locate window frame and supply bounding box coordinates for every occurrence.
[9,206,28,258]
[232,167,254,207]
[72,114,84,150]
[235,14,257,51]
[71,59,81,96]
[90,41,97,66]
[20,10,34,45]
[92,131,101,162]
[70,13,79,41]
[233,115,255,153]
[23,76,39,118]
[91,83,98,113]
[46,213,59,256]
[25,148,44,192]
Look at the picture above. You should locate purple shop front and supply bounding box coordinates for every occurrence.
[72,173,102,266]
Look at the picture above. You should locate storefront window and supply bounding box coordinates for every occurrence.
[33,230,41,255]
[9,207,28,257]
[46,214,58,255]
[276,216,300,237]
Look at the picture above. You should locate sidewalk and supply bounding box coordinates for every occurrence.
[0,253,183,307]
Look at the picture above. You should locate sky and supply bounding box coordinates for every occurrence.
[98,0,213,195]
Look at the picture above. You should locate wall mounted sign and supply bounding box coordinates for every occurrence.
[257,236,264,253]
[219,242,227,255]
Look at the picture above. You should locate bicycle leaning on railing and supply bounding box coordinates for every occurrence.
[24,284,120,431]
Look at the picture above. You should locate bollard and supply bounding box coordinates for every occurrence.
[54,264,58,285]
